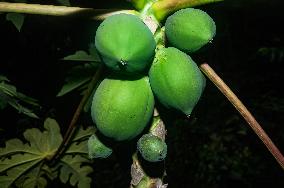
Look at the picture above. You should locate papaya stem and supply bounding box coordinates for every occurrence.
[0,2,137,19]
[152,0,223,21]
[200,63,284,170]
[49,64,104,163]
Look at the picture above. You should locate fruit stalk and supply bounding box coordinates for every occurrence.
[152,0,223,21]
[200,63,284,170]
[0,2,137,19]
[49,64,104,162]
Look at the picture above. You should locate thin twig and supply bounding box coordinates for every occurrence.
[0,2,137,20]
[50,65,104,162]
[200,63,284,170]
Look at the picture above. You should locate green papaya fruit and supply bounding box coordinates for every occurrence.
[137,133,167,162]
[91,75,154,141]
[149,47,205,116]
[165,8,216,53]
[88,134,112,159]
[92,13,156,73]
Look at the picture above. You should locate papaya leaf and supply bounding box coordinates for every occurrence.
[15,163,56,188]
[72,126,96,142]
[57,63,98,97]
[0,80,40,118]
[0,118,62,188]
[0,95,8,110]
[65,141,89,155]
[0,75,9,82]
[6,13,25,32]
[63,50,100,62]
[65,126,96,155]
[0,159,42,188]
[8,99,39,119]
[0,81,17,97]
[56,0,71,6]
[58,155,93,188]
[0,80,39,106]
[83,83,98,112]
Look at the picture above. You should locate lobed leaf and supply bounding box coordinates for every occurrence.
[65,140,88,155]
[63,50,99,62]
[58,155,93,188]
[72,126,96,142]
[0,81,39,118]
[0,118,63,187]
[0,95,8,110]
[56,0,71,6]
[6,13,25,32]
[65,126,96,155]
[0,160,42,188]
[0,75,9,82]
[15,163,52,188]
[57,63,98,97]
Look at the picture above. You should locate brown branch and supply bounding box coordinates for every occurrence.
[200,63,284,170]
[0,2,137,19]
[49,65,104,162]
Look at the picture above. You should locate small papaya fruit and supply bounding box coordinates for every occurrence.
[88,134,112,159]
[149,47,205,116]
[91,75,154,141]
[137,133,167,162]
[165,8,216,53]
[92,13,156,73]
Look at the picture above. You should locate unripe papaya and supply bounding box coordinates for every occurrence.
[165,8,216,53]
[88,134,112,159]
[92,13,156,73]
[91,75,154,141]
[137,133,167,162]
[149,47,205,116]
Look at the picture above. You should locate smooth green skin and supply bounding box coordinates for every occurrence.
[88,134,112,159]
[165,8,216,53]
[91,75,154,141]
[149,47,206,116]
[137,134,167,162]
[93,13,156,73]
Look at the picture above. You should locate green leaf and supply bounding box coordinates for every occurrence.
[0,94,8,110]
[63,50,100,62]
[0,118,63,188]
[8,99,39,118]
[0,159,42,188]
[0,75,9,82]
[57,63,98,97]
[6,13,25,32]
[58,155,93,188]
[57,0,71,6]
[72,126,96,142]
[23,118,63,154]
[15,163,53,188]
[65,126,96,155]
[66,141,89,155]
[0,81,40,118]
[0,82,17,97]
[83,86,97,112]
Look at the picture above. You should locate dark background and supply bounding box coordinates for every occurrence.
[1,0,284,187]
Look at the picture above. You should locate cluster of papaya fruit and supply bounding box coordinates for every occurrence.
[88,8,216,162]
